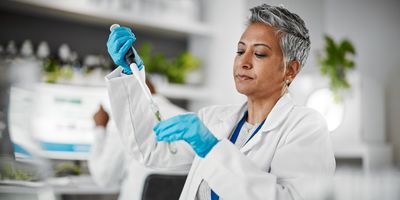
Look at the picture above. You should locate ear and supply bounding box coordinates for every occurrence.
[285,60,301,83]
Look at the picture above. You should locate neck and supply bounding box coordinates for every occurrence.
[246,93,282,124]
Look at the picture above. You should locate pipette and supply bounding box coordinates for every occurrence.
[110,24,177,154]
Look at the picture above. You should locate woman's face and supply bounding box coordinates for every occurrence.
[233,22,287,99]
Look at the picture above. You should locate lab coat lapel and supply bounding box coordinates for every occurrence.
[240,94,294,153]
[186,105,246,199]
[213,103,248,140]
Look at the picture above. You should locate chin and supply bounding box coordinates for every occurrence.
[235,84,251,96]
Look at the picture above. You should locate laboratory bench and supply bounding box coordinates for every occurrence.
[1,173,187,200]
[0,175,119,200]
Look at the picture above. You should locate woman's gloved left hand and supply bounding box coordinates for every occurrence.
[106,26,144,74]
[153,114,219,158]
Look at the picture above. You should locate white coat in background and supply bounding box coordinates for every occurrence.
[88,93,187,200]
[105,67,336,200]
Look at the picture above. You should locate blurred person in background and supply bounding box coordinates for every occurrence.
[88,79,186,200]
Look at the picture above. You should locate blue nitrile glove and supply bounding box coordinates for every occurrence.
[107,26,144,75]
[153,114,219,158]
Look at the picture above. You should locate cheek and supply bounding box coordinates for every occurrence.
[255,65,284,84]
[232,59,240,75]
[233,57,239,69]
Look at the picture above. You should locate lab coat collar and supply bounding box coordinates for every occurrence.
[217,103,248,127]
[213,103,247,140]
[216,93,294,134]
[239,94,294,153]
[260,93,294,132]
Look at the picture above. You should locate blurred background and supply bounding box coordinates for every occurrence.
[0,0,399,199]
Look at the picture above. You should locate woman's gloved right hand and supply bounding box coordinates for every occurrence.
[107,26,144,75]
[153,114,219,158]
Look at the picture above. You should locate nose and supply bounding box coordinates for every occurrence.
[237,51,252,70]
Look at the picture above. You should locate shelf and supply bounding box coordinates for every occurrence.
[49,175,119,195]
[0,176,119,195]
[156,83,211,101]
[333,144,367,159]
[7,0,211,37]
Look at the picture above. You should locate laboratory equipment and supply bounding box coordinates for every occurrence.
[109,24,177,154]
[107,25,141,74]
[25,83,110,160]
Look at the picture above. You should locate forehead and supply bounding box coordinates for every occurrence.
[239,22,280,48]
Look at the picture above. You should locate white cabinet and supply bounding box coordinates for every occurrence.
[11,0,210,36]
[6,0,210,111]
[5,0,248,111]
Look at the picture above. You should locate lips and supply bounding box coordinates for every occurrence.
[236,74,254,81]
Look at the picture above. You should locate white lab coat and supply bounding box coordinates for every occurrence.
[88,94,187,200]
[105,67,336,200]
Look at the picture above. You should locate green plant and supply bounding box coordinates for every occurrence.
[318,35,356,101]
[1,164,34,181]
[43,59,61,83]
[54,162,81,177]
[43,59,75,83]
[139,43,201,84]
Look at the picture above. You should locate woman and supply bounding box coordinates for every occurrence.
[105,4,335,200]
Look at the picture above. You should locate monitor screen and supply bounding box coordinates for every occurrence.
[9,84,111,160]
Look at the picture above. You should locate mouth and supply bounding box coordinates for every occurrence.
[235,74,254,81]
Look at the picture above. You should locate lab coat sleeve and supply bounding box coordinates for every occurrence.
[105,68,194,172]
[199,111,335,200]
[88,127,126,187]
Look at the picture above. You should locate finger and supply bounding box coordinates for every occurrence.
[154,120,183,138]
[107,29,134,49]
[153,114,191,133]
[154,120,181,136]
[118,39,134,55]
[153,116,181,133]
[108,30,132,48]
[110,27,135,41]
[113,27,134,36]
[158,134,182,142]
[108,37,132,55]
[155,123,186,140]
[112,36,133,52]
[155,126,184,141]
[154,121,176,135]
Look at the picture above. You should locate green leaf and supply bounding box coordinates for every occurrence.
[138,42,201,84]
[339,40,356,55]
[318,35,356,101]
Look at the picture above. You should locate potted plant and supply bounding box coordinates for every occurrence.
[139,43,201,84]
[318,35,356,101]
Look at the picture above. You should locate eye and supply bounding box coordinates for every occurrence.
[236,50,244,55]
[255,53,267,58]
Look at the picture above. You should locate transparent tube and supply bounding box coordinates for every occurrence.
[150,102,177,154]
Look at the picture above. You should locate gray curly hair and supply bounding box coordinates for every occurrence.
[249,4,311,69]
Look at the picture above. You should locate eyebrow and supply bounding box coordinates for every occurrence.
[238,41,272,50]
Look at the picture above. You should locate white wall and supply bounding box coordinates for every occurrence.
[324,0,400,164]
[201,0,248,105]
